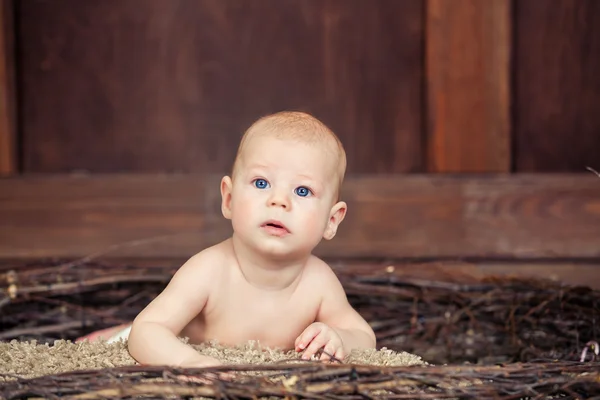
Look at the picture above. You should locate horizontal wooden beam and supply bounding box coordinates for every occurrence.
[3,257,598,290]
[1,173,599,260]
[330,260,600,290]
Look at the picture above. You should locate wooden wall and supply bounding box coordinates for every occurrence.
[2,0,598,176]
[1,0,600,288]
[514,1,600,172]
[15,0,425,175]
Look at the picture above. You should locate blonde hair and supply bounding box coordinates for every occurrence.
[232,111,346,196]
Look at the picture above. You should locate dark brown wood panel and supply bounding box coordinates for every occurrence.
[2,258,599,290]
[0,0,16,175]
[514,0,600,172]
[473,262,600,290]
[331,260,600,289]
[0,174,222,259]
[1,174,599,260]
[17,0,423,175]
[426,0,511,173]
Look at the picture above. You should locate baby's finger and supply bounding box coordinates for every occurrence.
[319,344,338,362]
[295,323,323,352]
[301,333,327,360]
[333,348,346,363]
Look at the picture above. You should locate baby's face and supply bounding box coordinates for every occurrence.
[228,135,341,259]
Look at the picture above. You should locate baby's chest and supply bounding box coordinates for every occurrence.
[208,293,318,347]
[226,295,314,326]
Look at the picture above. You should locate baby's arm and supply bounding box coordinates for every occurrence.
[127,252,219,367]
[295,264,376,360]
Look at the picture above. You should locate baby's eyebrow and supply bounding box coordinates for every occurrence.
[246,163,269,170]
[244,164,271,175]
[296,174,316,181]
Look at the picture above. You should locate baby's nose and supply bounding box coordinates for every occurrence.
[270,198,288,208]
[269,193,291,209]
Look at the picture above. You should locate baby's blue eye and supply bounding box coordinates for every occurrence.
[295,186,312,197]
[253,179,269,189]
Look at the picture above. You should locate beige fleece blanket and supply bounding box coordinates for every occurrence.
[0,339,426,381]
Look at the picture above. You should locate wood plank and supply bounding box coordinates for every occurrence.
[514,0,600,172]
[426,0,511,172]
[3,258,598,290]
[0,0,16,175]
[473,262,600,290]
[16,0,423,174]
[1,174,599,260]
[0,174,224,259]
[330,260,600,289]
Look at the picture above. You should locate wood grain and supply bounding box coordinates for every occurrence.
[2,257,599,289]
[514,0,600,172]
[330,260,600,289]
[16,0,423,174]
[0,0,15,175]
[426,0,511,172]
[1,174,598,260]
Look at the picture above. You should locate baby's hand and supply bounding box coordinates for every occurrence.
[295,322,345,362]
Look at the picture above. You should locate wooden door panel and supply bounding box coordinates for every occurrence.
[17,0,424,174]
[514,0,600,172]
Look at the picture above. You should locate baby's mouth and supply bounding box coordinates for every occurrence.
[261,220,290,234]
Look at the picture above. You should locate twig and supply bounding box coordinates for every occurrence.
[55,231,199,271]
[8,273,169,297]
[0,320,95,340]
[580,341,599,362]
[1,260,598,366]
[586,166,600,178]
[1,362,599,399]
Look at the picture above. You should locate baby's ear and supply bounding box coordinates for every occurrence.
[220,176,233,219]
[323,201,347,240]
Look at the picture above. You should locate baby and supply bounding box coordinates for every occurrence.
[85,111,376,367]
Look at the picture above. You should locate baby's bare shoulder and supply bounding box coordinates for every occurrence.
[175,239,231,281]
[302,256,342,287]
